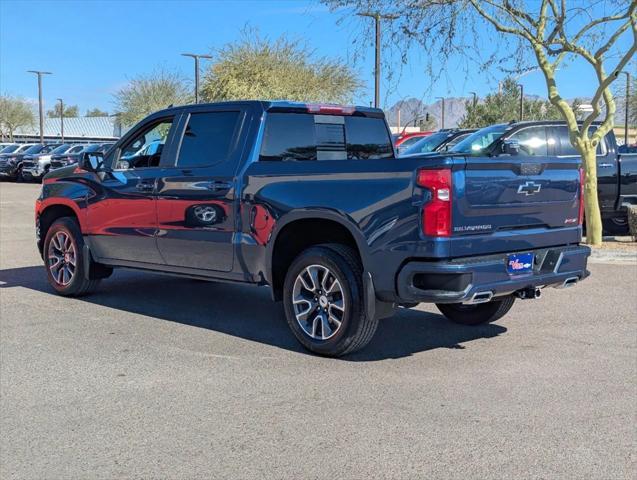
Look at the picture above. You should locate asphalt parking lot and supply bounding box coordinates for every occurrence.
[1,182,635,479]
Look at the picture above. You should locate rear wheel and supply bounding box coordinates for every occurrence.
[602,217,629,236]
[436,296,515,326]
[44,217,100,296]
[283,244,378,357]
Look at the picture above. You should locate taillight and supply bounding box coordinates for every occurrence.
[417,168,452,237]
[306,104,355,115]
[578,168,585,225]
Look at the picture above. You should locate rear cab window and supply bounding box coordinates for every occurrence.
[259,112,393,161]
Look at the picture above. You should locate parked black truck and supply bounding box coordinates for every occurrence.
[36,102,590,356]
[443,121,637,234]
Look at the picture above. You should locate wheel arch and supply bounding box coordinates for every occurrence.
[37,200,83,256]
[266,210,369,301]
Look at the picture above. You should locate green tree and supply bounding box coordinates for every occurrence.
[47,103,79,118]
[459,78,564,128]
[0,96,35,141]
[201,31,361,103]
[113,69,191,126]
[85,108,109,117]
[325,0,636,246]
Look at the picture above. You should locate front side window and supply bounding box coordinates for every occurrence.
[117,118,173,169]
[507,126,549,156]
[176,111,240,168]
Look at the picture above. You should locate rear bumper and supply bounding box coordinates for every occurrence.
[396,244,591,304]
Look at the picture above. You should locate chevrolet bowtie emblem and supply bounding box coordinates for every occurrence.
[517,181,542,196]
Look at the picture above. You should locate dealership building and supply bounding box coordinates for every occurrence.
[8,117,123,144]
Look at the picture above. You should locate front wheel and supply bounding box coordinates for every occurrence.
[283,244,378,357]
[43,217,100,296]
[436,296,515,326]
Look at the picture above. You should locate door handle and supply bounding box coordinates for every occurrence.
[205,181,232,191]
[598,163,613,168]
[136,181,155,192]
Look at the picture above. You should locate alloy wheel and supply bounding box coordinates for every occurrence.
[48,231,76,286]
[292,264,346,340]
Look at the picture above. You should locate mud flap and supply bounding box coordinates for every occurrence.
[364,271,396,321]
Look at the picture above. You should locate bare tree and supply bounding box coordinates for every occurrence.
[324,0,636,245]
[0,96,35,141]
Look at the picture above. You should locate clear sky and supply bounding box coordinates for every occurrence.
[0,0,633,114]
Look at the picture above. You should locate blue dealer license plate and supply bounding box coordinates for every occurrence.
[506,252,534,275]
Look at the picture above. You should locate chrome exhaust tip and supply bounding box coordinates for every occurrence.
[555,276,579,289]
[464,291,494,305]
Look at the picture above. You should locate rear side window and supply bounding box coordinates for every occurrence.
[259,113,393,161]
[555,126,606,156]
[177,111,240,167]
[345,116,393,159]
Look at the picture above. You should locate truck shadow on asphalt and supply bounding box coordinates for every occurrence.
[0,266,507,361]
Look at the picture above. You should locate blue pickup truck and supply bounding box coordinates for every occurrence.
[36,101,590,356]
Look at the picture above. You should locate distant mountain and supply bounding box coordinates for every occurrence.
[385,97,469,129]
[384,95,615,129]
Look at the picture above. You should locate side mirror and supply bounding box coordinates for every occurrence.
[81,151,104,172]
[501,139,520,156]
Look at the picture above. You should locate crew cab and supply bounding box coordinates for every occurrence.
[445,121,637,234]
[36,101,590,357]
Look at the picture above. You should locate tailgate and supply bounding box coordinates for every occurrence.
[454,156,581,233]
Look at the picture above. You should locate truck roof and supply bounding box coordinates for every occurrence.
[148,100,385,119]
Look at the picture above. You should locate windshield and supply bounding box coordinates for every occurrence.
[450,124,509,154]
[401,131,452,155]
[50,144,72,154]
[23,144,47,154]
[0,145,20,153]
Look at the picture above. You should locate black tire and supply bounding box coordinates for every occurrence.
[43,217,100,296]
[282,243,378,357]
[15,166,23,183]
[602,217,629,236]
[436,296,515,326]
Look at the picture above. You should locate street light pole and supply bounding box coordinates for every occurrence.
[57,98,64,143]
[517,83,524,121]
[620,71,631,146]
[27,70,52,144]
[357,12,397,108]
[181,53,213,104]
[436,97,445,129]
